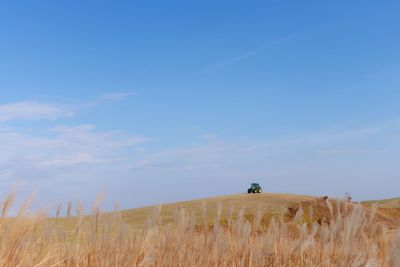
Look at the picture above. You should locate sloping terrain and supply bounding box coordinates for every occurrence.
[285,196,400,229]
[363,197,400,209]
[118,193,400,230]
[119,192,315,230]
[54,193,400,231]
[53,192,315,232]
[362,197,400,223]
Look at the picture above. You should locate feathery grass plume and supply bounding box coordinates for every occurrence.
[326,197,334,219]
[389,230,400,267]
[227,204,234,231]
[66,201,72,218]
[1,188,17,217]
[252,205,264,234]
[55,203,62,222]
[73,201,84,237]
[294,205,304,224]
[16,193,36,218]
[369,202,378,222]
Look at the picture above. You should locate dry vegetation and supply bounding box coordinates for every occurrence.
[0,191,399,266]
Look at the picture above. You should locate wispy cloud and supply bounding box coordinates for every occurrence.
[0,101,74,122]
[201,35,295,74]
[98,92,136,101]
[0,92,136,123]
[0,120,153,209]
[0,124,151,179]
[0,95,151,202]
[38,153,108,168]
[201,133,218,141]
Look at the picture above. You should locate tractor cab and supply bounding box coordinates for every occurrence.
[248,183,262,194]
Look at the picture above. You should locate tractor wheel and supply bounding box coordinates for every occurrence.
[247,189,251,194]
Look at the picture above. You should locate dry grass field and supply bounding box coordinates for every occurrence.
[0,191,399,266]
[119,192,315,230]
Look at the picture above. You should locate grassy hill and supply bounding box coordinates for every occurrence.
[54,192,400,231]
[363,197,400,208]
[119,192,315,230]
[362,197,400,223]
[116,192,400,230]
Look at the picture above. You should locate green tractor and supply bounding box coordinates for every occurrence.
[247,183,262,194]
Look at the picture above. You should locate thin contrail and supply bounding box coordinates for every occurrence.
[200,34,296,74]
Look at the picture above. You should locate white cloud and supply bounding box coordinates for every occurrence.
[98,92,136,101]
[0,96,150,184]
[0,169,13,178]
[0,96,152,189]
[0,92,137,123]
[38,153,109,168]
[0,125,151,171]
[0,96,152,209]
[201,133,217,140]
[0,101,74,122]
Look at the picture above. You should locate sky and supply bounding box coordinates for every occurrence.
[0,1,400,211]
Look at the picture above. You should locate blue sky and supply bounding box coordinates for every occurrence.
[0,1,400,210]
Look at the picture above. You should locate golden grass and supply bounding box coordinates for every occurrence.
[0,192,399,266]
[119,193,314,230]
[363,198,400,222]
